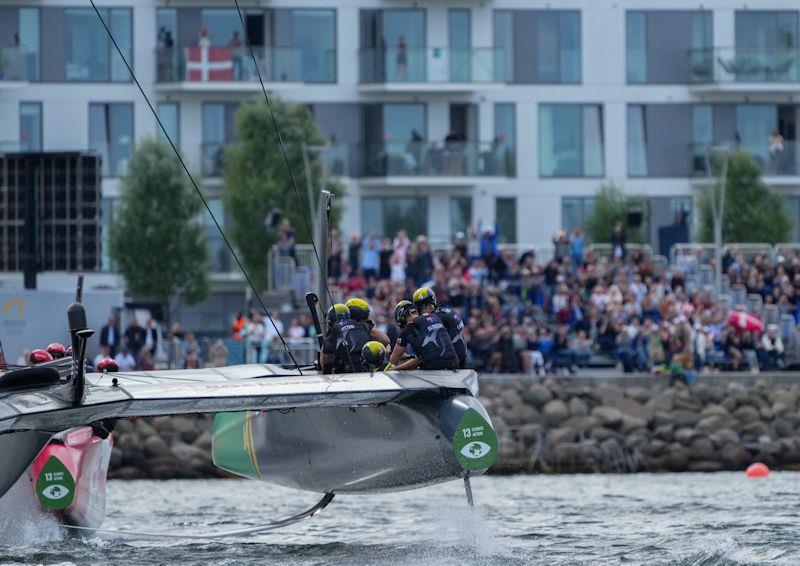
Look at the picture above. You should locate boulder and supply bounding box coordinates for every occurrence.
[522,385,553,408]
[170,416,202,444]
[109,447,123,468]
[665,443,690,471]
[601,394,653,422]
[719,396,737,412]
[109,466,147,480]
[568,397,590,417]
[652,390,674,411]
[518,424,545,447]
[718,443,751,470]
[741,421,773,440]
[700,404,731,418]
[695,414,734,434]
[143,435,171,458]
[171,441,210,463]
[592,406,623,428]
[501,389,522,408]
[674,427,699,446]
[620,415,648,434]
[147,456,180,479]
[589,427,621,442]
[689,437,715,460]
[624,431,650,451]
[114,419,135,434]
[548,427,577,444]
[563,415,599,434]
[543,399,570,426]
[671,409,701,427]
[653,410,676,427]
[194,431,213,451]
[134,419,157,438]
[654,423,675,442]
[691,383,724,404]
[641,438,667,457]
[773,418,795,438]
[709,428,740,448]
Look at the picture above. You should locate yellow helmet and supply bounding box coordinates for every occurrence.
[345,297,370,321]
[326,303,350,324]
[361,340,386,368]
[412,287,437,309]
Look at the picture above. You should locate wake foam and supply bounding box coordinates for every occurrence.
[0,473,60,545]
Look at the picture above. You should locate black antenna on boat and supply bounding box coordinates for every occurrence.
[68,274,93,405]
[88,0,303,373]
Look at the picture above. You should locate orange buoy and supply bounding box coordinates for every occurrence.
[746,462,770,478]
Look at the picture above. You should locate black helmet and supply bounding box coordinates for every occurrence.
[326,303,350,325]
[345,298,370,321]
[361,341,386,369]
[394,300,417,328]
[412,287,437,310]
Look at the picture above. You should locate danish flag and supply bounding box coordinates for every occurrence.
[185,46,233,81]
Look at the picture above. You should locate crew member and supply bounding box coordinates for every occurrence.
[389,301,458,371]
[412,287,467,369]
[361,340,387,374]
[321,304,370,373]
[47,342,67,359]
[29,349,53,364]
[345,297,390,347]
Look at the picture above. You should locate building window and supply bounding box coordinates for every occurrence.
[494,103,516,176]
[89,103,133,177]
[626,12,647,84]
[65,8,132,82]
[19,102,42,152]
[495,197,517,244]
[362,197,428,239]
[691,105,713,174]
[19,7,40,81]
[627,105,647,177]
[450,197,472,238]
[493,11,514,83]
[360,9,426,83]
[202,102,238,177]
[540,104,604,177]
[449,9,471,82]
[157,102,180,147]
[291,10,336,83]
[562,197,595,233]
[537,11,581,83]
[205,198,231,272]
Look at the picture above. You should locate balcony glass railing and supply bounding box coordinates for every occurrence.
[690,47,800,84]
[156,47,335,83]
[359,47,505,84]
[0,47,38,81]
[362,140,514,177]
[692,142,800,176]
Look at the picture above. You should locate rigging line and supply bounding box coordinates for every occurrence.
[88,0,302,374]
[232,0,335,309]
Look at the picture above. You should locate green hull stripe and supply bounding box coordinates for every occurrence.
[212,412,262,480]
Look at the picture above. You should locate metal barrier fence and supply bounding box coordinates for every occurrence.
[225,337,319,366]
[669,242,793,272]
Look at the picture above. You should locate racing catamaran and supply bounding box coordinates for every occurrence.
[0,0,498,536]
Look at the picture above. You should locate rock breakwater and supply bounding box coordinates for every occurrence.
[482,376,800,473]
[107,375,800,478]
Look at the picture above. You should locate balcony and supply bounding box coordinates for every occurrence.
[691,142,800,186]
[359,47,505,93]
[359,140,514,186]
[155,47,334,92]
[0,47,37,86]
[690,47,800,93]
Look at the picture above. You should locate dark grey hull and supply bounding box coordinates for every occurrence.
[217,393,494,494]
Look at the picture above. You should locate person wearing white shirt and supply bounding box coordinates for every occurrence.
[115,347,136,372]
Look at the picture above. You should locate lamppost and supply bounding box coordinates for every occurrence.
[704,144,731,296]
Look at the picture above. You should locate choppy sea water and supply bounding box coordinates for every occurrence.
[1,473,799,565]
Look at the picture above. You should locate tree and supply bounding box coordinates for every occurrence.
[697,148,791,244]
[584,183,649,244]
[223,97,342,291]
[110,139,210,319]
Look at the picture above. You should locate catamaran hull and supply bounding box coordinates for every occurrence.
[212,392,497,494]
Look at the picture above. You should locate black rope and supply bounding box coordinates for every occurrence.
[232,0,336,309]
[88,0,302,373]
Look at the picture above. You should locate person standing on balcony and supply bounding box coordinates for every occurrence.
[396,35,408,80]
[228,31,243,80]
[769,129,785,174]
[198,27,211,48]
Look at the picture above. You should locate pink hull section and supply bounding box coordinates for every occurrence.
[29,427,113,529]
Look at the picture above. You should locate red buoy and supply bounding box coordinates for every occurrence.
[746,462,770,478]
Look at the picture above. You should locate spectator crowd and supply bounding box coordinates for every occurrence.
[315,222,800,379]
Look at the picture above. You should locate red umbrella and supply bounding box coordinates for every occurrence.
[728,311,764,333]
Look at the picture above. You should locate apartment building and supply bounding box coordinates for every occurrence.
[1,0,800,295]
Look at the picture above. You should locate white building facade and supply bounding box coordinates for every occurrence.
[1,0,800,281]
